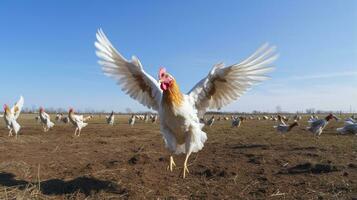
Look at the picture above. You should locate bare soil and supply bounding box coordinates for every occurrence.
[0,114,356,199]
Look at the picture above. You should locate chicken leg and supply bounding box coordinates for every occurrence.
[74,128,78,136]
[182,152,191,178]
[167,155,176,172]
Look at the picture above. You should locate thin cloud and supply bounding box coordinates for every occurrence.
[289,71,357,80]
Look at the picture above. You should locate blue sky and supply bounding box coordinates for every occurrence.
[0,0,356,112]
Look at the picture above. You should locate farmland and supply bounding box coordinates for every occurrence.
[0,114,356,199]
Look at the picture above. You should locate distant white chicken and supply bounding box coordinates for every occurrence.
[344,117,356,125]
[336,120,357,135]
[274,122,299,134]
[144,114,149,123]
[96,29,277,178]
[55,113,63,122]
[106,111,115,125]
[151,115,158,123]
[3,96,24,138]
[277,115,287,125]
[232,116,245,128]
[68,108,90,136]
[307,113,338,136]
[231,116,241,128]
[39,107,55,132]
[294,115,302,121]
[206,116,215,127]
[129,114,136,126]
[56,113,70,124]
[35,116,41,123]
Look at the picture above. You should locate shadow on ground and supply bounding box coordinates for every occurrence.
[0,172,125,196]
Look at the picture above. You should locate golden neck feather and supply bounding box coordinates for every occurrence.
[163,80,183,107]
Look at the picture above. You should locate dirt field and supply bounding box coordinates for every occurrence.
[0,114,356,199]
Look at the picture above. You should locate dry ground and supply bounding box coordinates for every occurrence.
[0,114,356,199]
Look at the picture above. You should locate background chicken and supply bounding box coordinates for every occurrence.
[106,111,115,125]
[95,29,277,178]
[68,108,89,136]
[336,118,357,135]
[274,122,299,134]
[307,113,338,136]
[206,116,215,127]
[39,107,55,132]
[129,114,136,126]
[3,96,24,138]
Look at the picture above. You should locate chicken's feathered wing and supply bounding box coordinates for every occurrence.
[72,115,84,123]
[11,96,24,119]
[188,44,277,115]
[95,29,162,111]
[43,112,50,120]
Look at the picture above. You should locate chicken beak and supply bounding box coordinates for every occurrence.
[158,79,163,83]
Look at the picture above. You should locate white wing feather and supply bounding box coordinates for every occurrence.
[95,29,162,111]
[188,44,277,114]
[11,96,24,120]
[73,115,84,123]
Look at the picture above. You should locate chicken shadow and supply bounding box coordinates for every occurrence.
[0,172,125,197]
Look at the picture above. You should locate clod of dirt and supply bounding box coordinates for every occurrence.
[202,169,213,178]
[280,162,340,174]
[103,160,120,169]
[245,154,264,164]
[128,154,150,165]
[196,165,229,178]
[348,163,357,169]
[128,155,139,165]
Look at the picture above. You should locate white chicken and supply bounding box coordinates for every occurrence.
[231,116,241,128]
[206,116,215,127]
[232,116,245,128]
[35,116,41,123]
[144,113,149,123]
[344,117,356,125]
[129,114,136,126]
[307,113,338,136]
[336,120,357,135]
[151,115,158,123]
[55,113,63,122]
[39,107,55,132]
[95,29,277,178]
[274,122,299,134]
[106,111,115,125]
[3,96,24,138]
[68,108,90,137]
[277,115,287,125]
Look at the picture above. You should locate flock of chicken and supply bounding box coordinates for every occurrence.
[201,113,357,136]
[1,29,356,178]
[3,96,356,139]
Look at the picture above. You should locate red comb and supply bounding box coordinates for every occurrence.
[159,67,166,79]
